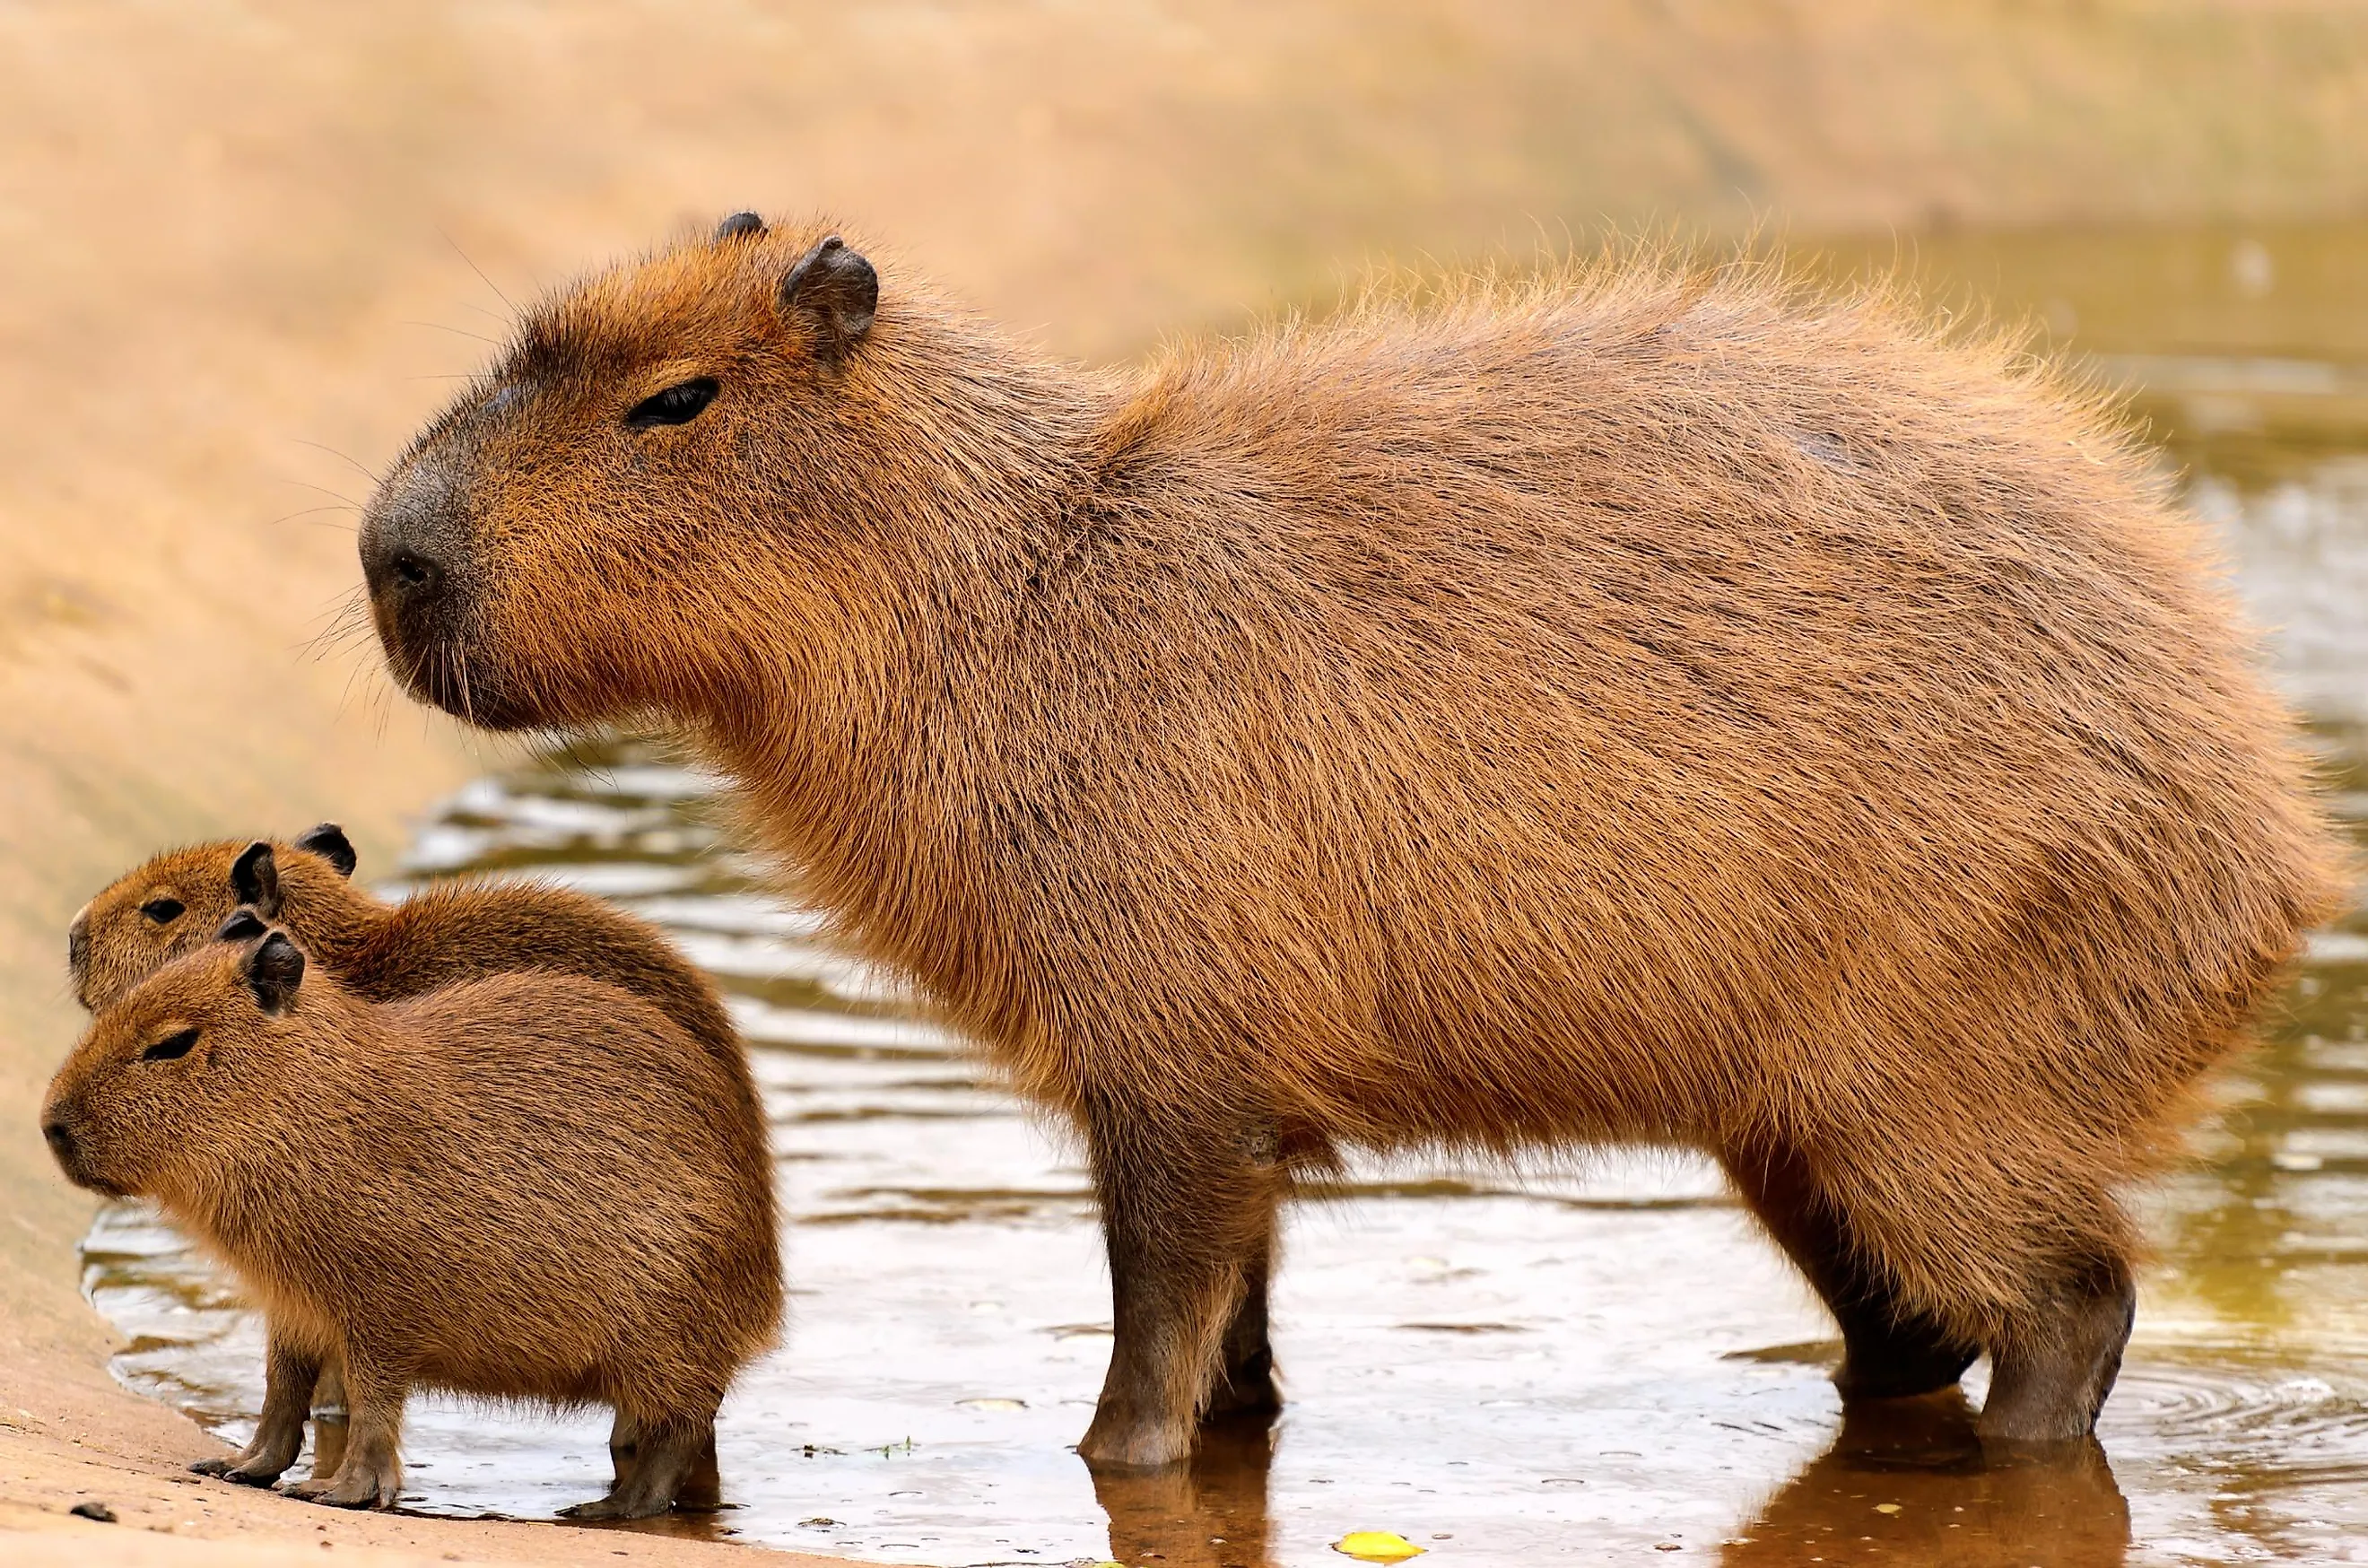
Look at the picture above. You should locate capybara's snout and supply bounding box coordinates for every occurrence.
[39,1102,116,1196]
[40,1112,74,1171]
[360,452,501,722]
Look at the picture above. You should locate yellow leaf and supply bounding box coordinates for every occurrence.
[1874,1503,1902,1515]
[1334,1531,1426,1562]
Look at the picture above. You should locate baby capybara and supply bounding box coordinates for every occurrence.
[358,215,2347,1467]
[40,915,779,1515]
[71,825,758,1488]
[70,823,740,1073]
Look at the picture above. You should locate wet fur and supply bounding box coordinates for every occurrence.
[41,934,779,1513]
[360,220,2350,1463]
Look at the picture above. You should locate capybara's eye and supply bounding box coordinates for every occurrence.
[140,897,185,925]
[142,1027,198,1062]
[624,378,718,430]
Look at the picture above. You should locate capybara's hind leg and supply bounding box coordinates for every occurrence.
[1979,1255,2137,1443]
[607,1409,639,1493]
[1079,1114,1284,1468]
[194,1327,319,1485]
[562,1409,716,1520]
[306,1357,349,1483]
[1722,1145,1980,1400]
[284,1351,405,1509]
[1206,1224,1281,1419]
[674,1427,723,1512]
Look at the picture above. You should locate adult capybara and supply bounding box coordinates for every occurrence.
[71,823,739,1072]
[357,214,2346,1466]
[40,914,780,1516]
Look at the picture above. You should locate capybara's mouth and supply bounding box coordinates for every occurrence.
[375,622,545,733]
[45,1130,127,1198]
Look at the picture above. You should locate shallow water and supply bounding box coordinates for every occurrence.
[84,226,2368,1566]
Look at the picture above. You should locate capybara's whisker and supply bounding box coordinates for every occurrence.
[287,439,388,487]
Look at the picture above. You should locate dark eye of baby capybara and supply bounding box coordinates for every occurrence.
[360,216,2348,1470]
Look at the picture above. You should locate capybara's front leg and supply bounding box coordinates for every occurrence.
[1978,1256,2137,1443]
[284,1351,405,1509]
[1722,1145,1980,1400]
[193,1326,319,1485]
[562,1407,718,1520]
[1079,1116,1282,1468]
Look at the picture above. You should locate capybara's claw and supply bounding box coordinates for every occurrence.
[189,1456,234,1477]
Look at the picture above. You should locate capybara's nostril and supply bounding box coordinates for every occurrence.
[389,550,444,594]
[42,1118,74,1171]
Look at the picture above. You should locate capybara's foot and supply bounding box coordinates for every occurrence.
[192,1455,292,1487]
[283,1464,399,1510]
[1079,1404,1196,1469]
[1203,1343,1282,1419]
[1978,1263,2137,1443]
[562,1416,711,1520]
[1833,1317,1982,1403]
[559,1491,672,1522]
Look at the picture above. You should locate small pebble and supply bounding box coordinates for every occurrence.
[69,1501,117,1522]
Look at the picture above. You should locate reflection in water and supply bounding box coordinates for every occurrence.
[77,229,2368,1564]
[1727,1393,2129,1568]
[1092,1415,1278,1568]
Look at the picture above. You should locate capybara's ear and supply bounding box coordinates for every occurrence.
[215,910,266,944]
[229,841,281,915]
[292,822,359,878]
[779,235,877,356]
[714,211,765,243]
[246,932,305,1015]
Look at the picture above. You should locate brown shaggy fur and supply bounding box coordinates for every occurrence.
[358,216,2348,1465]
[39,923,780,1516]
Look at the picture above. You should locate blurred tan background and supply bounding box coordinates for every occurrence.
[6,3,2368,1561]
